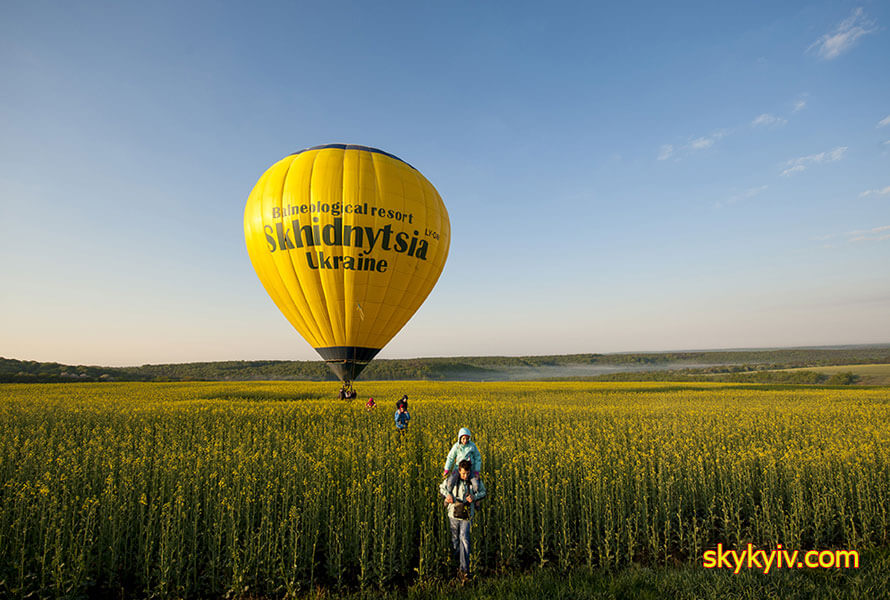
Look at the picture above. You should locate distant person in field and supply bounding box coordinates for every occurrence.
[442,427,482,496]
[396,394,408,410]
[366,396,376,410]
[394,403,410,431]
[439,459,486,580]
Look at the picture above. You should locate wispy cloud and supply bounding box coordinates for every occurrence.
[657,144,674,161]
[661,93,811,161]
[849,225,890,242]
[878,115,890,128]
[658,131,729,160]
[689,137,714,150]
[752,113,787,127]
[817,225,890,247]
[715,185,768,208]
[860,185,890,198]
[808,8,878,60]
[691,130,728,150]
[781,146,847,176]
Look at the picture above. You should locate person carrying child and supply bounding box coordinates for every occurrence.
[439,458,487,580]
[442,427,482,494]
[394,403,410,431]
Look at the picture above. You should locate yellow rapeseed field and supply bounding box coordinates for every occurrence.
[1,381,888,598]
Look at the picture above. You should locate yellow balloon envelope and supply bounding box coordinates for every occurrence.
[244,144,450,382]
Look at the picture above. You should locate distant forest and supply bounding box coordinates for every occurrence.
[2,345,889,384]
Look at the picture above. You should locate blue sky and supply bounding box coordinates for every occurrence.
[1,1,888,366]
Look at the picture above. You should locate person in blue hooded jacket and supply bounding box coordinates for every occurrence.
[442,427,482,493]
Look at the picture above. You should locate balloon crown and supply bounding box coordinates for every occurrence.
[289,144,415,170]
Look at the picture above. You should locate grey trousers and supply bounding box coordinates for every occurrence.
[449,517,472,572]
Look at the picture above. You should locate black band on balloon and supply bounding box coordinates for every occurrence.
[315,346,381,382]
[315,346,381,363]
[289,144,415,170]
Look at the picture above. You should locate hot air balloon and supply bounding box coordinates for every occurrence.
[244,144,450,384]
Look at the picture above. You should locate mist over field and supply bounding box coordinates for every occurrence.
[447,362,729,381]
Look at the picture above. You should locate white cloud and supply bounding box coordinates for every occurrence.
[793,99,807,113]
[827,147,847,161]
[689,130,728,151]
[878,115,890,128]
[781,146,847,176]
[752,113,787,127]
[860,185,890,198]
[808,8,878,59]
[657,130,727,161]
[657,144,674,161]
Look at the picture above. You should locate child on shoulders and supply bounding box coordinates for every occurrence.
[442,427,482,491]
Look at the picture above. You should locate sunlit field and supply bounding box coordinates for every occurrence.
[2,381,889,598]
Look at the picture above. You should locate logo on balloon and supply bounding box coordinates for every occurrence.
[263,216,431,273]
